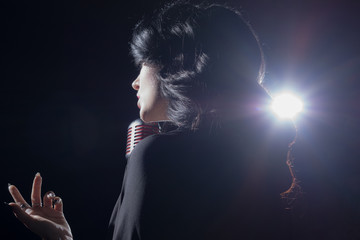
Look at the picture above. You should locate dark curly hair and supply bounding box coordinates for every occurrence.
[130,1,265,130]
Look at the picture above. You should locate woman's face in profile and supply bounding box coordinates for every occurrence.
[132,65,169,122]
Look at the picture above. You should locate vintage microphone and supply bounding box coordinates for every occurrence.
[125,119,160,159]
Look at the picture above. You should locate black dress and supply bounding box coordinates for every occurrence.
[108,115,295,240]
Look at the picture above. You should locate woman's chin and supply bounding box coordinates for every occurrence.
[141,114,167,123]
[140,112,153,123]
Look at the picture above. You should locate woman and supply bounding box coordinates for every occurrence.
[8,2,295,239]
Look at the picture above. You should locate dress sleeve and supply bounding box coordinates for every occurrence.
[108,134,186,240]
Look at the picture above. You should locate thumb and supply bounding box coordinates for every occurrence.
[9,202,33,229]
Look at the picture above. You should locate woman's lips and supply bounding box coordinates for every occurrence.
[137,99,141,109]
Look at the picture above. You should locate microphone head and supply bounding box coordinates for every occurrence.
[125,119,160,159]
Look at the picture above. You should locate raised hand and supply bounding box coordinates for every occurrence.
[8,173,73,240]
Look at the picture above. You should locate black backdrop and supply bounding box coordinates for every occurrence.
[2,0,360,239]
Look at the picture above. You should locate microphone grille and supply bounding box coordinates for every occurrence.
[125,119,160,159]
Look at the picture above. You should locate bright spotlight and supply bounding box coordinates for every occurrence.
[271,93,303,118]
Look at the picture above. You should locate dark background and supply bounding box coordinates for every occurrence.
[1,0,359,239]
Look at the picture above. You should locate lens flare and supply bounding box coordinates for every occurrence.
[271,93,303,118]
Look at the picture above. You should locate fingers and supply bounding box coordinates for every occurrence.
[43,191,55,208]
[43,191,63,212]
[8,184,29,206]
[31,173,42,207]
[8,173,63,212]
[53,197,63,212]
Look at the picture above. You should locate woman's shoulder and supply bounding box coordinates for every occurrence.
[127,129,185,166]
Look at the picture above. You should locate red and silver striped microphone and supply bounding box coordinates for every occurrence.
[125,119,160,159]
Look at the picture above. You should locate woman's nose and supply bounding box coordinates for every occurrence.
[132,77,139,90]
